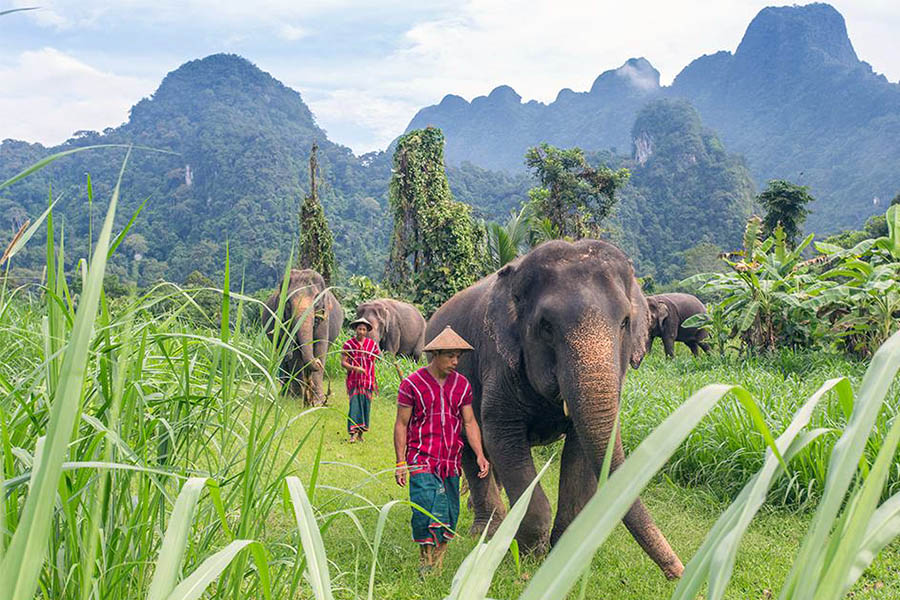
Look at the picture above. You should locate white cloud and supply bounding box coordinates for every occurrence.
[278,24,308,41]
[0,48,155,145]
[4,0,897,154]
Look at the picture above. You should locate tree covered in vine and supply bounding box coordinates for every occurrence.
[525,143,630,240]
[385,127,485,314]
[297,142,336,284]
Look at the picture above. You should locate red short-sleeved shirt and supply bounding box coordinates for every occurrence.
[397,367,473,478]
[342,336,380,394]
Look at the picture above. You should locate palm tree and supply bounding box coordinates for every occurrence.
[486,204,535,270]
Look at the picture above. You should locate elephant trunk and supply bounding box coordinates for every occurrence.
[562,326,684,579]
[295,305,321,372]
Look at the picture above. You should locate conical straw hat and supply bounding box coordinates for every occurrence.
[424,326,474,352]
[349,317,373,330]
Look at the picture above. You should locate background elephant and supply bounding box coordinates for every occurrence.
[426,239,684,579]
[646,293,710,358]
[263,269,344,405]
[355,298,425,359]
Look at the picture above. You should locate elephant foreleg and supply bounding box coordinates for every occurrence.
[483,420,552,554]
[688,341,700,357]
[550,427,598,545]
[461,443,506,536]
[662,336,676,359]
[613,431,684,579]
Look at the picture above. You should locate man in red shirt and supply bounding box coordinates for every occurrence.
[393,326,490,573]
[342,317,381,443]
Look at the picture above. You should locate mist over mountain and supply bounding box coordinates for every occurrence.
[407,3,900,233]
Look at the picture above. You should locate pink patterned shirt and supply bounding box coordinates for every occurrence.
[397,367,473,478]
[342,336,380,394]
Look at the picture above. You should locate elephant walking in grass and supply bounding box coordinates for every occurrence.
[426,239,684,579]
[263,269,343,406]
[354,298,426,359]
[646,293,710,358]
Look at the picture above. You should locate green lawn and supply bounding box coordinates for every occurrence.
[282,353,900,599]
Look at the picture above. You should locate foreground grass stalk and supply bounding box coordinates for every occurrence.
[0,149,130,600]
[781,329,900,600]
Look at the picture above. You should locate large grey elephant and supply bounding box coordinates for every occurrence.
[646,293,710,358]
[426,239,684,579]
[263,269,344,405]
[354,298,426,359]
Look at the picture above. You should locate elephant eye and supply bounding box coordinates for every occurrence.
[539,318,553,341]
[621,316,630,330]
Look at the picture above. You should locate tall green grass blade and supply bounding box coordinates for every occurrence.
[285,475,334,600]
[0,148,131,600]
[520,384,749,600]
[147,477,209,600]
[0,193,62,268]
[309,426,326,503]
[0,145,174,191]
[695,379,851,600]
[780,329,900,600]
[367,500,403,600]
[162,540,270,600]
[0,7,38,16]
[107,197,148,259]
[848,491,900,584]
[447,457,554,600]
[815,412,900,600]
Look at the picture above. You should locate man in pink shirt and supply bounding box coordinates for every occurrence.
[342,317,381,443]
[393,326,490,573]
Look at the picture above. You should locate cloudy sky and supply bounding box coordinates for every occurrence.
[2,0,898,154]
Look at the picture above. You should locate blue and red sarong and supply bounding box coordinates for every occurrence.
[347,388,372,433]
[408,470,460,545]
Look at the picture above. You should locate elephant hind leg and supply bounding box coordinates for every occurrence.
[461,443,506,537]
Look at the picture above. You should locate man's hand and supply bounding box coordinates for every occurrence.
[395,463,407,487]
[476,455,490,478]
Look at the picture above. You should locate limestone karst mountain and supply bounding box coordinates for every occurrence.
[406,3,900,233]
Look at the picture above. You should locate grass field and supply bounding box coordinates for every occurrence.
[2,275,899,598]
[300,343,900,599]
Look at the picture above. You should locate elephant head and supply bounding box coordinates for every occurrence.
[647,296,669,342]
[486,239,649,471]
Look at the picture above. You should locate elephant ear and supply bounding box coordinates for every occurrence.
[629,281,651,369]
[485,263,522,371]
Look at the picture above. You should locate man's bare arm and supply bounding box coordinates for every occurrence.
[394,405,412,486]
[462,404,490,478]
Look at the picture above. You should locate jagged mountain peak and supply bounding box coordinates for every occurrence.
[734,3,859,71]
[591,57,661,95]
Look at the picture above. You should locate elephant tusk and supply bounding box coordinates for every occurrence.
[563,398,570,418]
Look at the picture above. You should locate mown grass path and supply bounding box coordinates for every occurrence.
[282,345,900,599]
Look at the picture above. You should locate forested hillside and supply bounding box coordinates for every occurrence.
[0,55,752,290]
[405,3,900,234]
[0,54,392,291]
